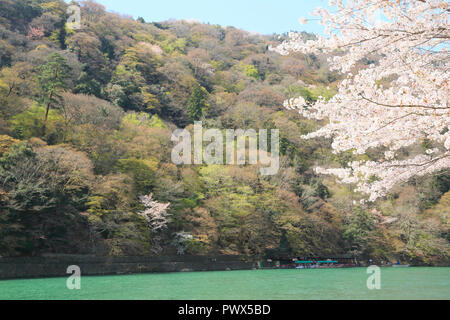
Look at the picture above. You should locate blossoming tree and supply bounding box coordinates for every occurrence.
[138,193,171,253]
[272,0,449,201]
[139,193,171,231]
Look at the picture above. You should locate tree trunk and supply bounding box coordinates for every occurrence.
[42,103,50,136]
[42,91,53,135]
[44,103,50,123]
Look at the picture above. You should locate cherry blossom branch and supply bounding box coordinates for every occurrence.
[359,94,449,110]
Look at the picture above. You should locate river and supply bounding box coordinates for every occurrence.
[0,267,449,300]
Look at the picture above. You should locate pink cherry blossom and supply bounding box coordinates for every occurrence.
[298,17,308,25]
[272,0,449,201]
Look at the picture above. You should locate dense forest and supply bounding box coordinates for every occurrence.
[0,0,448,265]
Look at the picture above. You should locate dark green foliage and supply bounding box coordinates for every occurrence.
[343,206,376,248]
[0,0,43,32]
[73,71,102,96]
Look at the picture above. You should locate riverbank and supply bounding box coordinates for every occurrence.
[1,254,447,280]
[0,255,257,280]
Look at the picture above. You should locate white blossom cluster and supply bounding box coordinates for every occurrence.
[172,232,194,255]
[138,194,171,232]
[273,0,449,201]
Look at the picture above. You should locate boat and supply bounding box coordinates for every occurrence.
[295,261,315,269]
[392,264,410,268]
[295,260,340,269]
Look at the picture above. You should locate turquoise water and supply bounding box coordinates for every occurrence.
[0,268,449,300]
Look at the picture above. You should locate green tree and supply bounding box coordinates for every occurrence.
[187,84,208,122]
[343,206,376,257]
[36,53,71,131]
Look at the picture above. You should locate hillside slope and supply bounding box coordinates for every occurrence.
[0,0,448,264]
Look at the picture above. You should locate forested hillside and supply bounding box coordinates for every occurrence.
[0,0,448,264]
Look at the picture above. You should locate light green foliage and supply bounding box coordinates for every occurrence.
[162,37,187,54]
[199,165,279,255]
[10,105,65,143]
[238,62,260,79]
[0,135,19,156]
[148,114,167,129]
[85,173,152,256]
[122,112,166,129]
[285,84,336,102]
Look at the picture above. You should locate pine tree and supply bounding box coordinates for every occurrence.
[187,84,208,122]
[37,53,71,130]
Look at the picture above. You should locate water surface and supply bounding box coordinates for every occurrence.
[0,267,449,300]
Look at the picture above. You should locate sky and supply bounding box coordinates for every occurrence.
[81,0,331,35]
